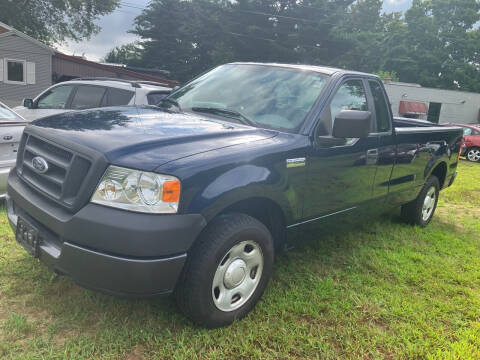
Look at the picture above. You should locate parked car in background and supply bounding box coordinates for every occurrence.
[13,78,172,121]
[444,123,480,162]
[0,102,26,197]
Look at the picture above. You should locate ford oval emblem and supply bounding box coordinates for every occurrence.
[32,156,49,174]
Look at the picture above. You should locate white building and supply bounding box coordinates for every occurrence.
[384,81,480,125]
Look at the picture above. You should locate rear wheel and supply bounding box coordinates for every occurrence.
[401,175,440,227]
[466,148,480,162]
[175,213,274,328]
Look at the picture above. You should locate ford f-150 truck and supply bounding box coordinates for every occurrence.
[6,63,463,328]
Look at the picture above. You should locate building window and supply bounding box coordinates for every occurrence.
[5,59,26,84]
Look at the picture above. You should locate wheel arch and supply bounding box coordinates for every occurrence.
[204,196,288,252]
[429,161,447,189]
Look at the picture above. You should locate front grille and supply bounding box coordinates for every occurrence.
[17,133,92,208]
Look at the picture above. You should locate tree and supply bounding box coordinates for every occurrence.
[384,0,480,91]
[107,0,480,92]
[0,0,120,44]
[104,43,143,65]
[125,0,364,81]
[374,70,400,82]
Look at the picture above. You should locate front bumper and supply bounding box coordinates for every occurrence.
[7,170,207,296]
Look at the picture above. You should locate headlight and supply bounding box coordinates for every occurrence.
[91,166,181,214]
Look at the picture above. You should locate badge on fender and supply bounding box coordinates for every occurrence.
[286,158,306,168]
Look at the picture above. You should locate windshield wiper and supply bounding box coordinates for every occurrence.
[158,98,182,111]
[191,107,256,127]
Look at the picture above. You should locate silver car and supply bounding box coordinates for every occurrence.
[13,78,172,121]
[0,102,26,197]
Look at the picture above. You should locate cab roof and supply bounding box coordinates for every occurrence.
[230,62,377,78]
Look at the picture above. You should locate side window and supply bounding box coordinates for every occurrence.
[70,86,107,110]
[147,92,169,105]
[37,85,75,109]
[463,128,472,136]
[106,88,135,106]
[330,80,368,126]
[318,79,368,136]
[369,80,391,132]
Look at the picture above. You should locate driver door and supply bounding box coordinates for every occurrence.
[300,78,379,233]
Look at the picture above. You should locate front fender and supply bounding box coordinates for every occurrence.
[183,164,298,224]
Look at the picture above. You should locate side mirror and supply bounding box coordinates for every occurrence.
[23,99,34,109]
[332,110,371,139]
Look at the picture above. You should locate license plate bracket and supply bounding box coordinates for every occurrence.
[16,217,40,258]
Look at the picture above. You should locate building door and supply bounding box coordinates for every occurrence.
[427,102,442,123]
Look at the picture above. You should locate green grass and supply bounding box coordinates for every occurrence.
[1,160,480,359]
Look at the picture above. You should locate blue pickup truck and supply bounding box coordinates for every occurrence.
[7,63,463,328]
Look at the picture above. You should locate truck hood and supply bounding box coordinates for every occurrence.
[30,106,277,171]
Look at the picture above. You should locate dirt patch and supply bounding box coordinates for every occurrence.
[125,345,146,360]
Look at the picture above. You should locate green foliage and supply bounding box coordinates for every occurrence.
[374,70,400,82]
[104,43,143,65]
[391,0,480,91]
[0,0,120,44]
[125,0,371,81]
[2,313,32,336]
[110,0,480,91]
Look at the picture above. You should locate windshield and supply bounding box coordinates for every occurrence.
[168,64,328,132]
[0,102,23,122]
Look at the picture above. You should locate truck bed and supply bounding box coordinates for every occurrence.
[393,117,439,128]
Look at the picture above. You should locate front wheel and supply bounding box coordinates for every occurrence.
[401,175,440,227]
[466,148,480,162]
[175,213,274,328]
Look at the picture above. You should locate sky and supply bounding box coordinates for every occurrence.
[56,0,413,62]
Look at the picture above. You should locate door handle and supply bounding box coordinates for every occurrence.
[3,136,12,141]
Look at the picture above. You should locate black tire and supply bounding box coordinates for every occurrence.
[401,175,440,227]
[466,147,480,162]
[175,213,274,328]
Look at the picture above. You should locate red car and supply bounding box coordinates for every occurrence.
[445,123,480,162]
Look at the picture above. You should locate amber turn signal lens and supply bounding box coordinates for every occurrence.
[162,180,181,202]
